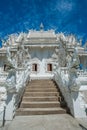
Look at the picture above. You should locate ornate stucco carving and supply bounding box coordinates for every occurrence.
[0,87,7,117]
[68,48,80,91]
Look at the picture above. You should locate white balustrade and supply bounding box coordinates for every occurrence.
[54,67,87,118]
[60,67,68,74]
[77,70,87,77]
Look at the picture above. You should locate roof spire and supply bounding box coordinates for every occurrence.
[40,23,44,31]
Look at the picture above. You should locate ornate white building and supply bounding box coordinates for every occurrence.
[0,25,87,122]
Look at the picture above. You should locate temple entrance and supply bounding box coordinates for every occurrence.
[30,59,54,79]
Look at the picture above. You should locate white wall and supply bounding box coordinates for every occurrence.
[29,47,55,79]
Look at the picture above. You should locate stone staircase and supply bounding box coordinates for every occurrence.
[16,79,67,115]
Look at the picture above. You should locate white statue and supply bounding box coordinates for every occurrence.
[68,47,80,91]
[66,52,72,67]
[6,46,17,69]
[5,47,17,93]
[6,71,16,93]
[59,33,66,42]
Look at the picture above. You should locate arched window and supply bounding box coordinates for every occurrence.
[32,63,38,71]
[47,63,52,71]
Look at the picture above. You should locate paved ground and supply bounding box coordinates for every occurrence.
[77,118,87,130]
[0,114,86,130]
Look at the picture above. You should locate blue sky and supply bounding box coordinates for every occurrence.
[0,0,87,45]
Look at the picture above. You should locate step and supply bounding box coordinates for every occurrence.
[28,82,55,84]
[26,87,57,90]
[22,96,61,102]
[16,107,66,115]
[28,85,55,87]
[29,83,54,85]
[29,81,55,84]
[21,101,60,108]
[30,80,53,83]
[24,92,59,97]
[25,88,58,92]
[30,82,54,84]
[29,82,54,84]
[27,85,56,89]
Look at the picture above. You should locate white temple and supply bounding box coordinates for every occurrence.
[0,25,87,122]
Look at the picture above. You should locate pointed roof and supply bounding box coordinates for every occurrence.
[40,23,44,30]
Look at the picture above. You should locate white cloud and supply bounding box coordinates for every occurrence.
[56,0,75,13]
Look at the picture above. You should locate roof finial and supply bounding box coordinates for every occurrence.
[40,23,44,31]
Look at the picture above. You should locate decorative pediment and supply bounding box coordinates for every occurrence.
[32,57,40,63]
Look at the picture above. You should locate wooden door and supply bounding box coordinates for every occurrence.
[47,64,52,71]
[32,64,37,71]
